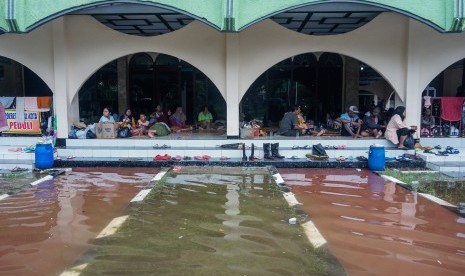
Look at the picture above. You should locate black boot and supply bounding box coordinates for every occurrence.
[263,143,273,160]
[242,143,247,161]
[249,143,255,161]
[271,143,285,159]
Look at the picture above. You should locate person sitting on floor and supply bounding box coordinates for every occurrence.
[198,105,213,130]
[119,108,135,129]
[385,106,417,149]
[340,106,362,138]
[131,113,150,136]
[170,106,191,132]
[360,107,385,138]
[99,107,115,123]
[420,108,435,136]
[278,105,305,136]
[148,122,171,138]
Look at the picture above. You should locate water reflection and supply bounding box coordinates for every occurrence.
[280,168,465,276]
[0,167,154,276]
[79,169,333,275]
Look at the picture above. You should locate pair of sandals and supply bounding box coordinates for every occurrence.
[194,155,211,160]
[438,146,459,155]
[305,154,329,160]
[153,154,171,161]
[153,144,171,149]
[292,145,311,149]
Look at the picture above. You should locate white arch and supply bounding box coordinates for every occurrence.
[66,16,226,105]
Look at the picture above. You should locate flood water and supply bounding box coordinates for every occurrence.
[0,167,155,276]
[279,168,465,276]
[0,170,40,195]
[78,167,335,275]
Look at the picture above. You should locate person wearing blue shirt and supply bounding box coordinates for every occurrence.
[340,106,362,138]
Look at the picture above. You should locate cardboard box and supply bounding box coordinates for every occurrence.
[96,122,118,139]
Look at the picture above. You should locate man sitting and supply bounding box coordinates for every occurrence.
[278,106,305,136]
[340,106,362,138]
[198,105,213,130]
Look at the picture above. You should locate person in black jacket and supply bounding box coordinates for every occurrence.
[361,107,385,138]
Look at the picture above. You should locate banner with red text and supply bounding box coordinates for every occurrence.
[4,109,41,134]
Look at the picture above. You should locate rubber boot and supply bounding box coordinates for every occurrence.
[249,143,255,161]
[242,143,247,161]
[271,143,285,159]
[263,143,274,160]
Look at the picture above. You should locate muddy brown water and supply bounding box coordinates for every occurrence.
[0,167,156,276]
[280,168,465,276]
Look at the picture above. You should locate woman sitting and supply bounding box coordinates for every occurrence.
[99,107,115,123]
[170,106,191,132]
[119,108,135,129]
[385,106,417,149]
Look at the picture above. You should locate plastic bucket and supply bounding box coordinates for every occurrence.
[35,143,54,170]
[368,145,385,171]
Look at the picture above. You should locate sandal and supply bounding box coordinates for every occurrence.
[436,151,449,156]
[356,156,368,161]
[423,149,434,154]
[292,145,300,149]
[336,156,347,162]
[434,145,442,150]
[288,156,299,159]
[220,156,230,160]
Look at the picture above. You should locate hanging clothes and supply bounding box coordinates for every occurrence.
[15,97,25,123]
[0,97,15,109]
[24,97,38,110]
[440,97,465,122]
[37,96,51,109]
[0,102,9,132]
[423,96,431,108]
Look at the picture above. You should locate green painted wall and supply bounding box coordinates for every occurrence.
[11,0,224,31]
[0,0,462,33]
[235,0,457,31]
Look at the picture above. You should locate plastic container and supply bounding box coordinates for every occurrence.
[35,143,54,170]
[368,145,385,171]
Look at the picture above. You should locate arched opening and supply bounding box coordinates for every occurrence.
[78,52,226,129]
[0,56,53,135]
[240,52,395,130]
[420,59,465,137]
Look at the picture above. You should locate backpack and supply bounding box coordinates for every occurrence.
[312,143,327,156]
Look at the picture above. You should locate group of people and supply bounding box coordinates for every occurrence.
[98,105,217,137]
[278,105,416,149]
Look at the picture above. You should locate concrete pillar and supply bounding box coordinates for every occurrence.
[226,33,240,138]
[344,57,360,109]
[404,20,422,129]
[51,18,70,139]
[117,57,128,116]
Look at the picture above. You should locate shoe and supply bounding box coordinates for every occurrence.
[336,156,347,162]
[242,143,247,161]
[263,143,274,160]
[434,145,442,149]
[356,156,368,161]
[220,156,230,160]
[249,143,255,161]
[271,143,284,159]
[203,155,211,160]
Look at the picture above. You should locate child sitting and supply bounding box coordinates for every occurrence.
[131,113,150,136]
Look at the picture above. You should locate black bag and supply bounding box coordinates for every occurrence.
[312,143,327,156]
[403,134,415,149]
[118,127,132,138]
[86,129,96,139]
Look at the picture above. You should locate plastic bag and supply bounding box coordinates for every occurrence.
[403,134,415,149]
[118,127,132,138]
